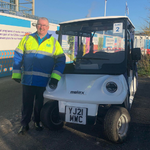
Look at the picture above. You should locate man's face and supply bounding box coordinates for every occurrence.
[36,19,49,37]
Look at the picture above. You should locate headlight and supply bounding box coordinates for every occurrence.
[106,82,117,93]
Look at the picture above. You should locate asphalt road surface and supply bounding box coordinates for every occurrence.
[0,76,150,150]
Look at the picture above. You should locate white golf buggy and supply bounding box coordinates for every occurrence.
[40,16,141,143]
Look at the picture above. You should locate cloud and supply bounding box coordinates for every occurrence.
[86,1,96,18]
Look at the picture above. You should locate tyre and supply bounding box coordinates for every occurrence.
[104,106,131,143]
[124,93,131,111]
[40,100,64,130]
[97,105,111,124]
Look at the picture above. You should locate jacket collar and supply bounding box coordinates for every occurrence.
[29,32,52,44]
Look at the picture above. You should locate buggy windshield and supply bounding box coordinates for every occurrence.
[60,19,126,73]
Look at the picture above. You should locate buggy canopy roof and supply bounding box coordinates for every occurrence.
[59,16,135,29]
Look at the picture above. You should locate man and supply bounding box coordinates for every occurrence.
[12,17,66,134]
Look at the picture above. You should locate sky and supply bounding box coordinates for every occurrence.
[4,0,150,31]
[34,0,150,31]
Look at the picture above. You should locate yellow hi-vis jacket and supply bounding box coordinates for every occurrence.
[12,32,66,87]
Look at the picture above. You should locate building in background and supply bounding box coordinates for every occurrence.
[134,31,150,55]
[0,0,60,77]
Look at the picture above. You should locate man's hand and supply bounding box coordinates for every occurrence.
[13,79,21,83]
[49,78,58,89]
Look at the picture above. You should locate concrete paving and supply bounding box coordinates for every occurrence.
[0,76,150,150]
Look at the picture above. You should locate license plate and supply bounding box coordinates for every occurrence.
[65,106,87,125]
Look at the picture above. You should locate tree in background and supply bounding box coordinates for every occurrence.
[137,7,150,76]
[68,36,75,60]
[68,36,74,50]
[137,55,150,76]
[98,37,103,50]
[142,21,150,36]
[141,6,150,35]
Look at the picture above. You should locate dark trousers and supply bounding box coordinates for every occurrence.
[21,85,46,126]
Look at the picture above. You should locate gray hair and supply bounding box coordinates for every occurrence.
[37,17,49,25]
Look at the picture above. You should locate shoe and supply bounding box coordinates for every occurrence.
[34,122,43,131]
[18,125,29,134]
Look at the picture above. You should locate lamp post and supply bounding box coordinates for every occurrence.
[104,0,107,16]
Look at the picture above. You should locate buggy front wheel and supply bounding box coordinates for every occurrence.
[40,101,64,130]
[104,106,131,143]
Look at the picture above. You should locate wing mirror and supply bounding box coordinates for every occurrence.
[131,48,141,61]
[55,30,59,34]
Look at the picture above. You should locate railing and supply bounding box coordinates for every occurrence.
[0,0,16,11]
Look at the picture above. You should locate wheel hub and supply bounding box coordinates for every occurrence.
[117,114,129,137]
[50,106,63,125]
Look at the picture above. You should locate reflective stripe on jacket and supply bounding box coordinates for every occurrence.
[12,32,66,87]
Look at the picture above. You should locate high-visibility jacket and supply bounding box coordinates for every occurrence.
[12,32,66,87]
